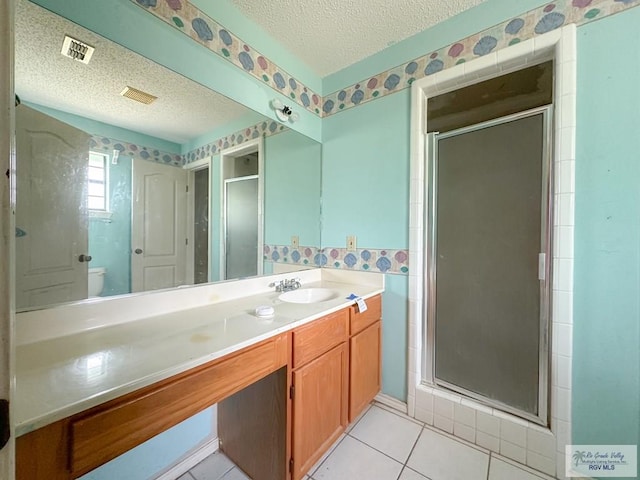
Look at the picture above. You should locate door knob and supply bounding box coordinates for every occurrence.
[135,248,143,254]
[78,254,92,262]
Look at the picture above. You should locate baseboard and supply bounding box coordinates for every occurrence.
[154,437,219,480]
[374,393,408,414]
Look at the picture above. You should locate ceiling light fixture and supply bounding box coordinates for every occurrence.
[271,99,299,123]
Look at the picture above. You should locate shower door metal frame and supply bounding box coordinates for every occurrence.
[423,106,554,426]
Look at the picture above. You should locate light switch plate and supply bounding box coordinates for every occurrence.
[291,235,299,249]
[347,235,357,251]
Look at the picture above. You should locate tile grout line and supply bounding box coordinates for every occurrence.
[373,402,425,428]
[309,403,373,477]
[421,419,490,455]
[400,426,436,480]
[402,425,424,468]
[345,432,406,468]
[306,433,349,478]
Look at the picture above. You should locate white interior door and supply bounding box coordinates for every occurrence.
[15,105,90,310]
[131,158,187,292]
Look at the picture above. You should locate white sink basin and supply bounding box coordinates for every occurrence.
[279,288,339,304]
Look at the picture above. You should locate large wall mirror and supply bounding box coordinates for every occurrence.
[14,0,322,312]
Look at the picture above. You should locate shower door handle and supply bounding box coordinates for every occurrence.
[538,253,546,281]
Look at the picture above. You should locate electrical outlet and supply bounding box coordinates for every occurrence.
[347,235,357,251]
[291,235,299,249]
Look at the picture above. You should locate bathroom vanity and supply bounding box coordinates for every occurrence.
[15,270,383,480]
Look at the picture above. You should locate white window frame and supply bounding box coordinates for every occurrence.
[88,151,111,218]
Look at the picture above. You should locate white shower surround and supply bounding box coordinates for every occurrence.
[407,25,576,479]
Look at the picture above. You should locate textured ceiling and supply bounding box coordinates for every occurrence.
[231,0,486,77]
[15,0,251,145]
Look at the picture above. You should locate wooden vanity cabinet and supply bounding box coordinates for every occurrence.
[16,295,382,480]
[290,309,349,480]
[348,295,382,422]
[289,294,382,480]
[16,333,290,480]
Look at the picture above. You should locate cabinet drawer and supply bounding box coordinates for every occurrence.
[292,309,348,368]
[349,294,382,335]
[70,334,288,477]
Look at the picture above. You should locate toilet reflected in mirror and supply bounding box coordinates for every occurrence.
[88,267,106,298]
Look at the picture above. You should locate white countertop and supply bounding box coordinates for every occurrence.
[16,270,383,436]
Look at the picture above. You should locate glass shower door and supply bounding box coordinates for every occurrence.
[427,108,552,425]
[224,175,259,280]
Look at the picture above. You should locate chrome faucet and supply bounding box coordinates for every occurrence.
[272,277,302,292]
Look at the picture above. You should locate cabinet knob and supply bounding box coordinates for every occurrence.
[135,248,143,254]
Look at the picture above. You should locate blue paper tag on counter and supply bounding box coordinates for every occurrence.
[347,294,368,313]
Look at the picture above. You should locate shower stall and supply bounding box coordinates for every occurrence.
[424,107,553,425]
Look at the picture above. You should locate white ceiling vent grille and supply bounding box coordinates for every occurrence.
[120,86,158,105]
[60,35,95,64]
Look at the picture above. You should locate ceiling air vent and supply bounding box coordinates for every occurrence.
[120,86,158,105]
[60,35,95,64]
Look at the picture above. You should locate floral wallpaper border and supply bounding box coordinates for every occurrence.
[184,120,287,164]
[90,135,183,166]
[131,0,638,121]
[263,245,320,268]
[264,244,410,275]
[131,0,324,116]
[321,0,639,116]
[91,118,289,168]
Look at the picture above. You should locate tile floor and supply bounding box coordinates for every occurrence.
[178,403,556,480]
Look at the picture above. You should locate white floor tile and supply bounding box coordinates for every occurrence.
[220,467,250,480]
[489,457,548,480]
[407,428,489,480]
[313,435,403,480]
[307,434,346,476]
[398,467,430,480]
[190,451,235,480]
[346,404,372,433]
[349,405,423,462]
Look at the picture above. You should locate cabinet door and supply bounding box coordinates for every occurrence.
[349,321,381,423]
[291,343,348,480]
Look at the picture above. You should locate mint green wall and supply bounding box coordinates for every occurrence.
[381,275,409,400]
[31,0,322,141]
[264,130,321,247]
[89,156,132,296]
[574,7,640,466]
[321,91,410,248]
[321,91,410,400]
[79,408,213,480]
